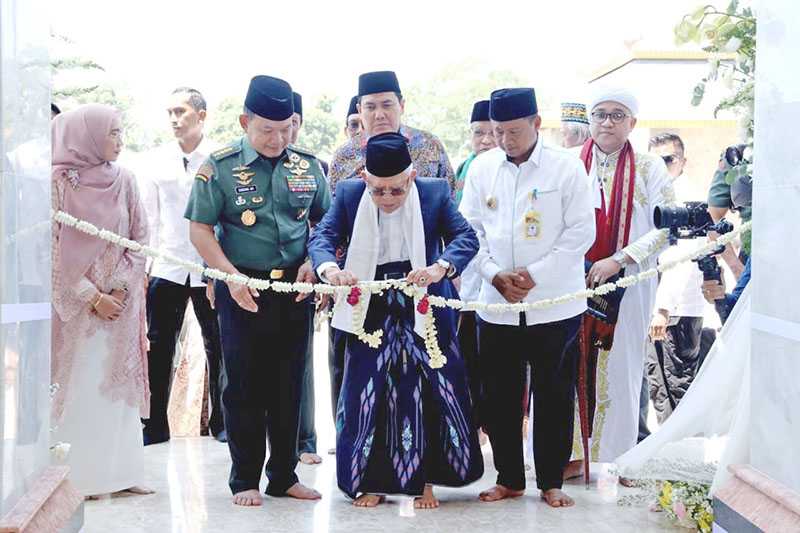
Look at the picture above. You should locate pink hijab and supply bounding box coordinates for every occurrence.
[52,104,124,286]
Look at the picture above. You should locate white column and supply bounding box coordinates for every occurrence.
[0,0,52,515]
[749,0,800,493]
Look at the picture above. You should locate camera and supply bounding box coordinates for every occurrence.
[653,201,734,244]
[654,201,734,320]
[723,144,753,210]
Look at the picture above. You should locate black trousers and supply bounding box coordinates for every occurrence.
[297,317,317,454]
[143,276,224,441]
[215,270,311,495]
[328,325,346,426]
[646,316,704,423]
[479,314,581,491]
[457,310,483,428]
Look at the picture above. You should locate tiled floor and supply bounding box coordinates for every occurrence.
[82,326,680,532]
[82,437,683,533]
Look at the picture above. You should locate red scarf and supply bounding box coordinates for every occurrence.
[579,139,637,260]
[575,139,638,448]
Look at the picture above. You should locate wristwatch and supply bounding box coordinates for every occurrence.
[436,259,455,278]
[611,251,628,269]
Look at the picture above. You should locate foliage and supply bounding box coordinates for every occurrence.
[207,94,342,160]
[402,62,531,163]
[675,1,756,185]
[51,33,153,152]
[297,94,341,161]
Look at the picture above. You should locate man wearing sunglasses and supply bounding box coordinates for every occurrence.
[644,133,707,425]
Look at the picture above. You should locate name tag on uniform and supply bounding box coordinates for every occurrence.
[236,185,257,194]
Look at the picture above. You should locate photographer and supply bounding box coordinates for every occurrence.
[702,146,753,323]
[707,145,752,278]
[646,134,707,422]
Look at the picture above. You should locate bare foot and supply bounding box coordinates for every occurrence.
[541,488,574,508]
[414,484,439,509]
[299,452,323,465]
[563,459,584,480]
[285,482,321,500]
[479,484,525,502]
[232,489,263,507]
[122,486,155,495]
[353,493,385,507]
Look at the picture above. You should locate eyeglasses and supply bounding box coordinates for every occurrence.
[590,110,630,124]
[661,154,683,166]
[367,181,410,197]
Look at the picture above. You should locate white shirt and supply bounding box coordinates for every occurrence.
[459,142,595,326]
[653,239,706,318]
[316,201,410,280]
[141,137,217,286]
[377,208,409,264]
[652,174,705,318]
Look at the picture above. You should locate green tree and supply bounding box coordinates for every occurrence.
[51,33,153,152]
[207,96,243,147]
[403,62,532,163]
[208,94,342,160]
[297,94,340,160]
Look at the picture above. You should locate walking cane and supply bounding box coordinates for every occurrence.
[577,316,591,489]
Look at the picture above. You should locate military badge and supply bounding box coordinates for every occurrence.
[196,161,214,183]
[241,209,257,226]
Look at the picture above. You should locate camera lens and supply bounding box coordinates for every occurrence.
[724,145,743,167]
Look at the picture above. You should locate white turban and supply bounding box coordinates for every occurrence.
[588,85,639,116]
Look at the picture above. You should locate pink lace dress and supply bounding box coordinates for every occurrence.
[51,169,150,496]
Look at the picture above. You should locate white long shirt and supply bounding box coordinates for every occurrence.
[141,137,217,286]
[459,142,595,326]
[316,200,410,280]
[653,240,706,318]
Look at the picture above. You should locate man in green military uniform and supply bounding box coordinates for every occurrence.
[185,75,330,506]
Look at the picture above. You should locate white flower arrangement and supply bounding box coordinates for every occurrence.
[52,209,750,365]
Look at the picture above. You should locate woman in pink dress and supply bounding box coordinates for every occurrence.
[50,104,152,497]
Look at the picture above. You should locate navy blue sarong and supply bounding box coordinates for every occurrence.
[335,263,483,498]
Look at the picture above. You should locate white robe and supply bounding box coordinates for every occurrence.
[52,330,145,496]
[580,146,676,463]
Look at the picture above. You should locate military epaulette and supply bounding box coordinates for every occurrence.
[211,144,242,161]
[288,144,317,159]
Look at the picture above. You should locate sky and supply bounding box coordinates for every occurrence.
[50,0,704,129]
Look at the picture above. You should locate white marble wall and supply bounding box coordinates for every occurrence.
[750,0,800,494]
[0,0,52,516]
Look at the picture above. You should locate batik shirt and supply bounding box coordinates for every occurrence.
[328,124,455,196]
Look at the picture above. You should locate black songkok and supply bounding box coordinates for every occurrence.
[365,132,412,178]
[358,71,402,97]
[244,75,294,121]
[347,95,359,117]
[470,100,490,123]
[489,88,538,121]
